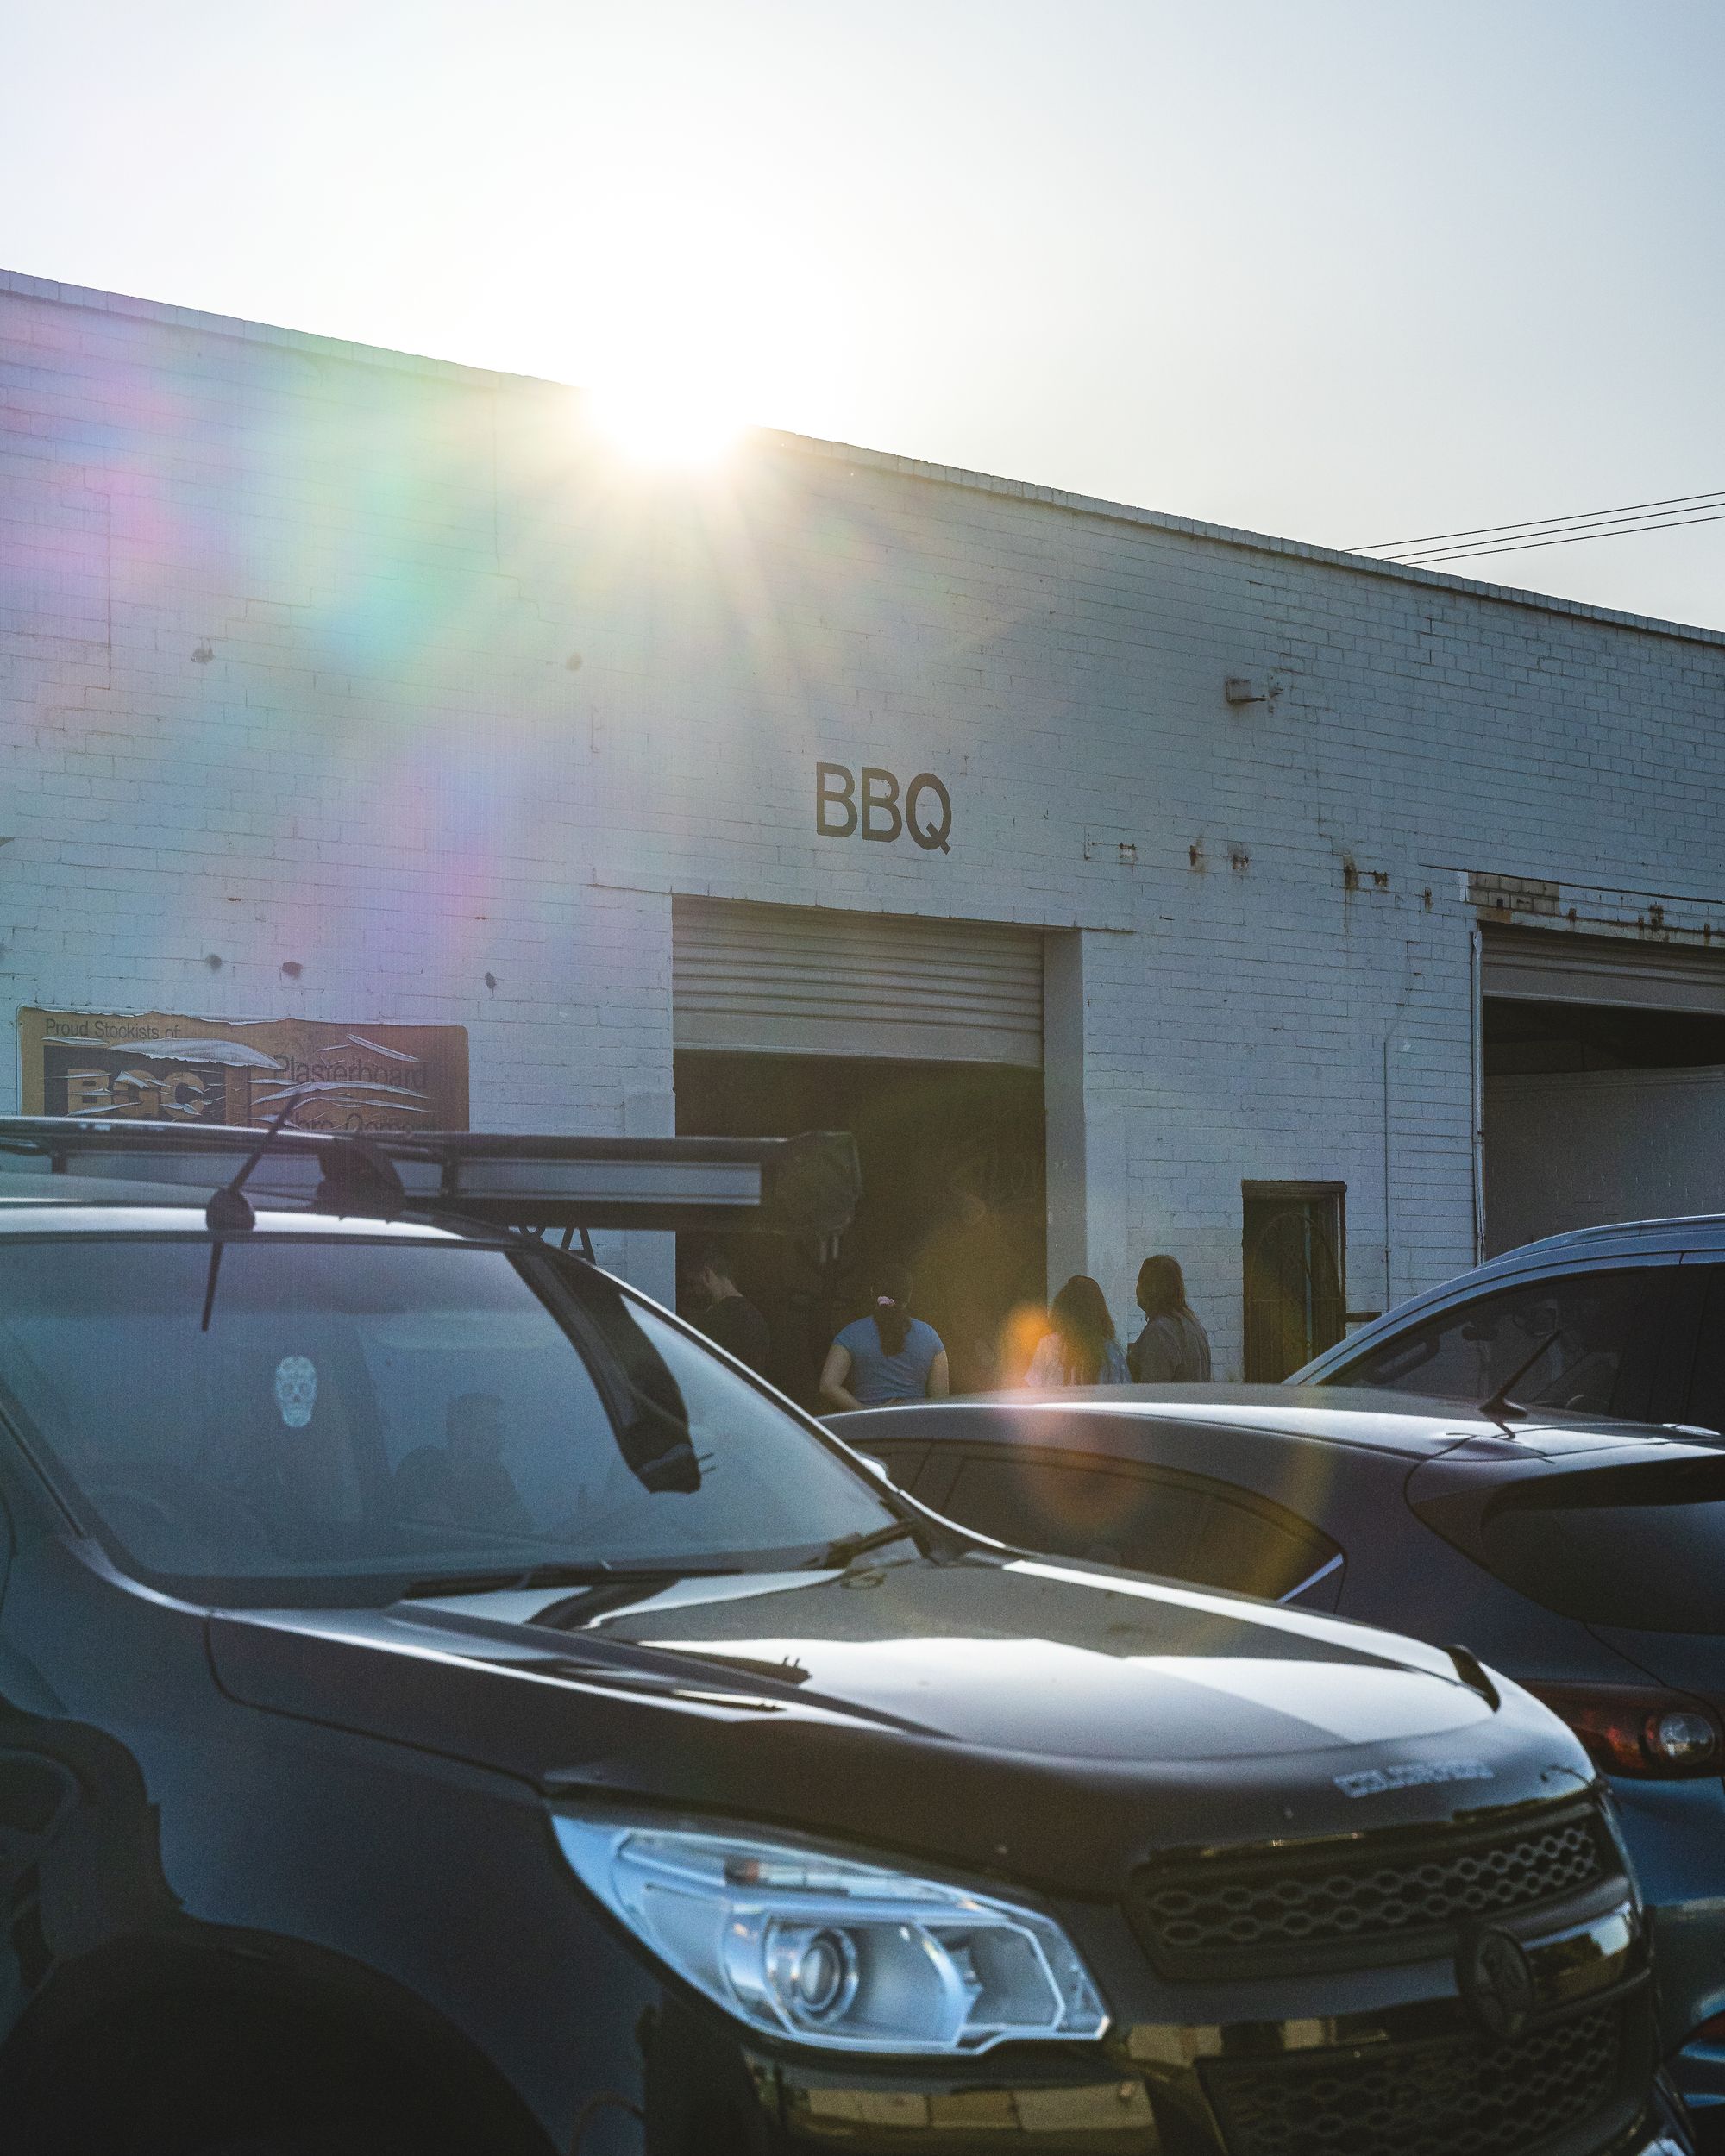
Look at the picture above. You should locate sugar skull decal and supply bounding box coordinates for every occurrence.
[273,1354,317,1430]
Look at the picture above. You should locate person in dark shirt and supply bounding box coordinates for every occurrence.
[392,1391,533,1534]
[685,1242,771,1375]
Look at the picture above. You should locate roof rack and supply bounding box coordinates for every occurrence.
[0,1118,862,1238]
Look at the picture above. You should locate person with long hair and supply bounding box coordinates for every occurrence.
[819,1265,950,1411]
[1025,1274,1130,1387]
[1127,1254,1213,1382]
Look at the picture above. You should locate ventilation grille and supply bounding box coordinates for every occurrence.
[1132,1802,1613,1978]
[1203,2002,1627,2156]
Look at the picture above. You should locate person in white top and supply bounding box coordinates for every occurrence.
[1025,1275,1131,1387]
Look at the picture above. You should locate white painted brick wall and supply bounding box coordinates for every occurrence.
[4,269,1724,1371]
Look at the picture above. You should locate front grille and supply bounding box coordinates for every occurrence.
[1132,1800,1613,1977]
[1203,2001,1623,2156]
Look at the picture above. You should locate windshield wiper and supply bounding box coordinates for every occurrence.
[403,1522,932,1601]
[808,1518,923,1570]
[199,1092,304,1331]
[398,1559,741,1601]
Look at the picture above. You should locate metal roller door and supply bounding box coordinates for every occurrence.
[673,899,1043,1066]
[1483,929,1725,1013]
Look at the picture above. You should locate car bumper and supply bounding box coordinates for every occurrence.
[1612,1777,1725,2132]
[618,1896,1664,2155]
[630,2025,1688,2156]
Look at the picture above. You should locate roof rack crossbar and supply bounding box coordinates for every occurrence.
[0,1119,861,1238]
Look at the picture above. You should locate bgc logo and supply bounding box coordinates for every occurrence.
[815,762,952,853]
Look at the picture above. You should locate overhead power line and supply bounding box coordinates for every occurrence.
[1355,487,1725,553]
[1352,487,1725,567]
[1400,508,1725,568]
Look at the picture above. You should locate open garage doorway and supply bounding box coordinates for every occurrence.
[1483,931,1725,1253]
[671,896,1050,1409]
[675,1052,1046,1407]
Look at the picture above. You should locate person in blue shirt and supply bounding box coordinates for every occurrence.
[819,1265,950,1411]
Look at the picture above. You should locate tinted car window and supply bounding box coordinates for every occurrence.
[1329,1265,1673,1418]
[940,1451,1339,1601]
[1476,1458,1725,1633]
[1685,1266,1725,1437]
[946,1453,1206,1575]
[0,1237,893,1601]
[846,1439,930,1491]
[1182,1499,1339,1604]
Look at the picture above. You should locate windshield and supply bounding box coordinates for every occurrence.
[1322,1266,1668,1418]
[0,1235,897,1603]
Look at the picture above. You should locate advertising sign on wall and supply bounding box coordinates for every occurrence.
[18,1010,469,1132]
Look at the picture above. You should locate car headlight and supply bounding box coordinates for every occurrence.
[554,1811,1109,2055]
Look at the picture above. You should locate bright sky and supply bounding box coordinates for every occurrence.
[6,0,1725,626]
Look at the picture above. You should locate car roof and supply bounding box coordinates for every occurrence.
[837,1384,1710,1463]
[1376,1218,1725,1293]
[1508,1213,1725,1255]
[0,1171,231,1210]
[0,1196,473,1242]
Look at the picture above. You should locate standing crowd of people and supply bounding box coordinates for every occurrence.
[812,1253,1208,1405]
[684,1238,1212,1409]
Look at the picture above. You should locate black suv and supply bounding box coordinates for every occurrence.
[0,1120,1690,2156]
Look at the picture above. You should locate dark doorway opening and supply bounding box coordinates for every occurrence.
[1242,1182,1346,1382]
[675,1052,1046,1408]
[1485,998,1725,1076]
[1482,997,1725,1253]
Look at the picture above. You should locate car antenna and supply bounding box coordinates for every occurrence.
[1477,1324,1566,1432]
[200,1092,305,1331]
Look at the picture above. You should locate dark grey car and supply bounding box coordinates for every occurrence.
[830,1388,1725,2145]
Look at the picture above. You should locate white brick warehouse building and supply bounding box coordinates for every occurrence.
[4,266,1725,1394]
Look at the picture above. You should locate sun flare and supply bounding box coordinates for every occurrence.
[587,373,745,465]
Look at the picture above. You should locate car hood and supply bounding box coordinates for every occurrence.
[208,1553,1595,1894]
